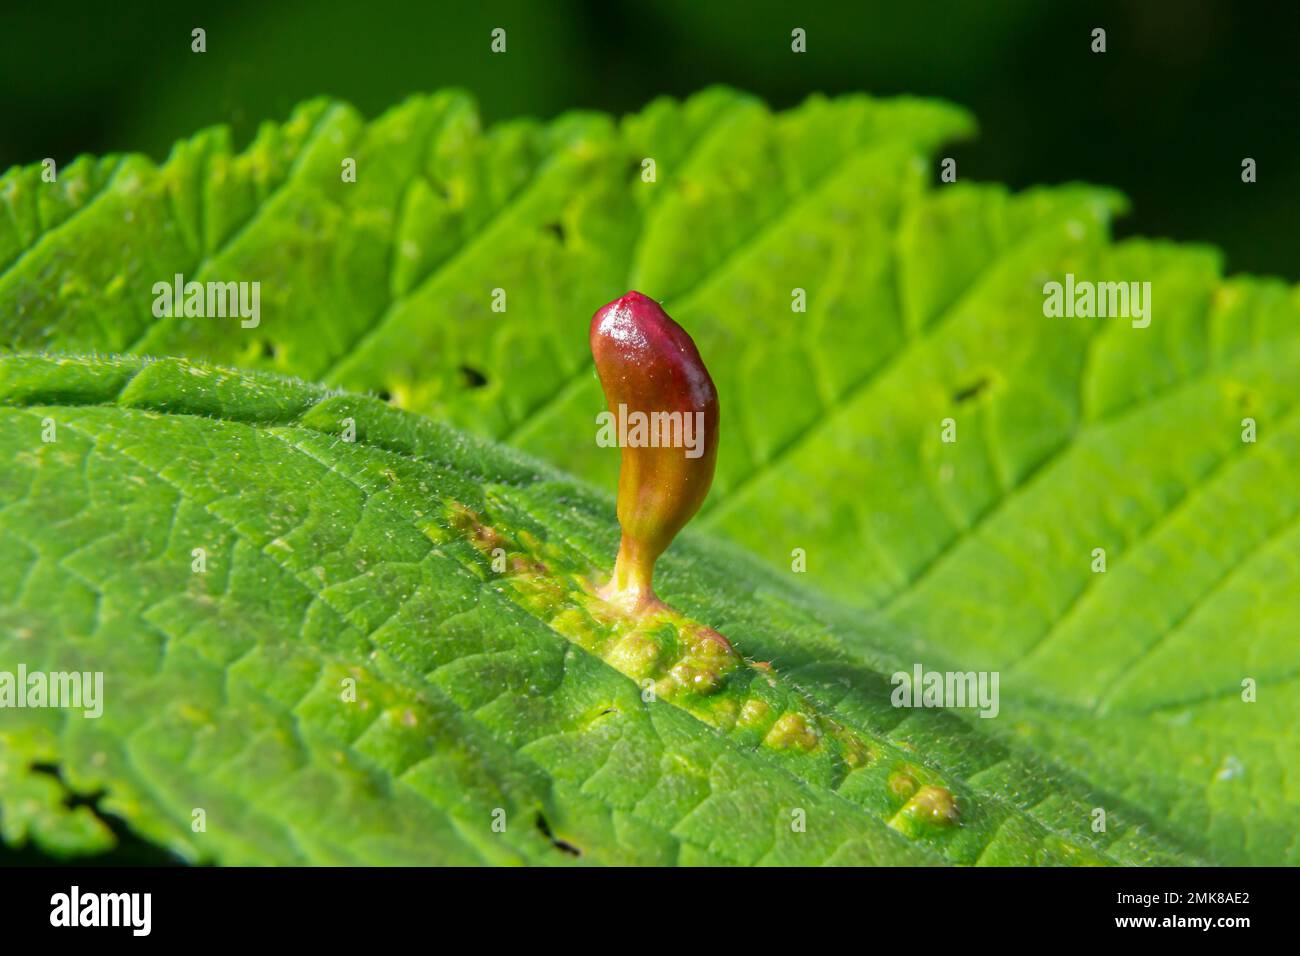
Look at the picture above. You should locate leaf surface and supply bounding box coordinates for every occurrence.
[1,354,1203,865]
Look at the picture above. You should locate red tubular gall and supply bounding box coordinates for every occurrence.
[590,291,719,613]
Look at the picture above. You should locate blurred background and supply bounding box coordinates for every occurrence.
[1,0,1297,279]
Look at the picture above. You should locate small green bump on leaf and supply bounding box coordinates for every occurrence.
[888,771,919,801]
[737,698,771,728]
[763,712,821,752]
[899,785,961,829]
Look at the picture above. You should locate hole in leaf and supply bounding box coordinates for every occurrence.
[376,388,393,402]
[260,341,277,360]
[952,376,991,404]
[541,220,566,243]
[535,813,582,857]
[458,365,489,389]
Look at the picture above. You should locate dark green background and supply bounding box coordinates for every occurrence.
[2,0,1296,278]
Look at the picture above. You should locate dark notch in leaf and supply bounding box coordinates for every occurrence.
[535,814,582,857]
[590,291,719,614]
[458,364,489,389]
[21,764,185,866]
[952,375,991,404]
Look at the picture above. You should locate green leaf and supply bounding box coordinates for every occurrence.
[1,354,1200,865]
[2,88,1295,866]
[0,89,971,423]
